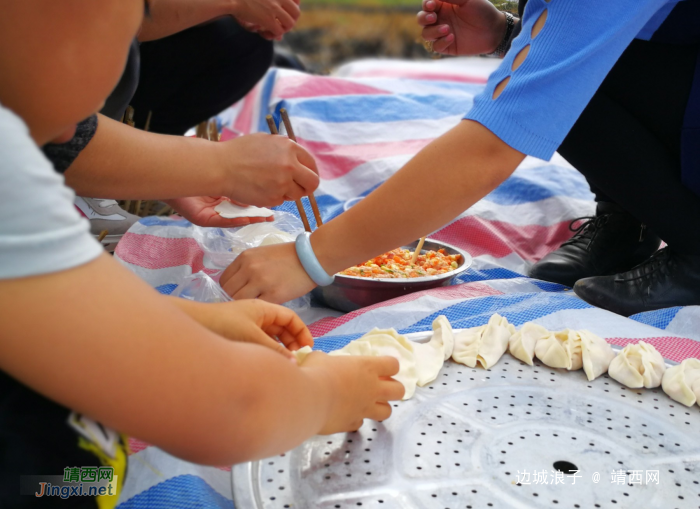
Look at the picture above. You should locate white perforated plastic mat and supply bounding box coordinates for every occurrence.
[232,332,700,509]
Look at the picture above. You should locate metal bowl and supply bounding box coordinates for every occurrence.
[312,239,473,313]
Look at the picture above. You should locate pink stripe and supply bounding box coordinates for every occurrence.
[308,282,502,337]
[432,216,575,262]
[117,233,217,274]
[606,337,700,364]
[347,70,488,84]
[232,83,260,135]
[299,137,433,180]
[275,75,391,99]
[128,437,149,455]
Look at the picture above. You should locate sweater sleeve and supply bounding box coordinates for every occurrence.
[464,0,672,160]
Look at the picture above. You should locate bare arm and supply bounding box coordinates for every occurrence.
[314,121,525,273]
[139,0,300,42]
[221,120,526,302]
[139,0,236,41]
[0,254,401,465]
[63,114,319,207]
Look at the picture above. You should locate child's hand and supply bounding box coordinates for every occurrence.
[301,352,405,433]
[217,133,319,209]
[174,299,313,359]
[220,242,317,303]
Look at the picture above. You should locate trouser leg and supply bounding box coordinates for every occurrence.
[130,17,273,135]
[558,40,700,254]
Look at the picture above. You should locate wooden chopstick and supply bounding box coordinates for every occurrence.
[411,236,426,264]
[280,109,324,228]
[266,115,312,233]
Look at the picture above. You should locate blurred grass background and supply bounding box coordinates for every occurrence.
[283,0,517,72]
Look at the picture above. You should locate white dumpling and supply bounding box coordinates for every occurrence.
[535,329,582,371]
[452,314,514,369]
[662,358,700,407]
[608,341,666,389]
[433,315,455,361]
[579,330,615,381]
[451,326,483,368]
[329,328,418,400]
[509,323,550,366]
[412,316,452,386]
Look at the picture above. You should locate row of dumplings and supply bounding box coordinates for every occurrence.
[454,314,700,408]
[293,314,700,408]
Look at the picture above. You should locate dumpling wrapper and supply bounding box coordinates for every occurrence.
[535,329,582,371]
[579,330,615,381]
[329,328,418,400]
[412,316,452,386]
[214,201,274,219]
[509,323,550,366]
[608,341,666,389]
[452,314,514,369]
[292,345,314,364]
[662,358,700,407]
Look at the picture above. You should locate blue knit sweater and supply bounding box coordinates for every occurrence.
[465,0,687,160]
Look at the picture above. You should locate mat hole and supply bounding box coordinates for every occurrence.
[553,461,578,474]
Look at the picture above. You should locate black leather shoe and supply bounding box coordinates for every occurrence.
[528,202,661,287]
[574,247,700,316]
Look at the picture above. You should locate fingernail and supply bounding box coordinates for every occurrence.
[427,1,434,7]
[439,25,449,33]
[428,13,436,21]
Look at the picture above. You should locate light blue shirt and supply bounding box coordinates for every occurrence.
[465,0,686,160]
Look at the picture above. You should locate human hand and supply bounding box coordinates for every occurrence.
[216,133,320,208]
[417,0,506,56]
[165,196,275,228]
[230,0,301,41]
[301,352,404,433]
[220,242,317,303]
[193,299,313,360]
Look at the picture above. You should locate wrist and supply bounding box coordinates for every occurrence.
[296,232,335,286]
[210,138,240,198]
[488,11,507,54]
[300,365,337,433]
[226,0,244,17]
[489,11,517,57]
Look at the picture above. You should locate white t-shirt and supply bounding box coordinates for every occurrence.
[0,104,103,279]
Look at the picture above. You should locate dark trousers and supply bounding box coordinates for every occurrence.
[123,17,272,135]
[558,39,700,254]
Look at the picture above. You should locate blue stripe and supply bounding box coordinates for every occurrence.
[484,165,594,205]
[138,216,192,228]
[117,474,234,509]
[257,69,278,133]
[155,284,179,295]
[313,292,592,352]
[452,267,524,284]
[286,94,474,123]
[629,306,682,329]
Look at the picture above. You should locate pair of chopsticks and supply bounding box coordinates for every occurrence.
[266,109,323,233]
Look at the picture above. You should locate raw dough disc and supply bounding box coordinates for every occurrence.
[214,201,274,219]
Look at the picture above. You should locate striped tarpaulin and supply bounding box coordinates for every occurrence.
[114,57,699,508]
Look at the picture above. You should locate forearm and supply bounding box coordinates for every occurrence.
[312,120,525,273]
[139,0,236,41]
[0,255,333,465]
[64,114,227,200]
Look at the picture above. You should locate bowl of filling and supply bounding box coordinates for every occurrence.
[312,238,472,312]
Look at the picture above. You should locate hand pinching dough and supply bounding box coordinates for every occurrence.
[608,341,666,389]
[214,201,275,218]
[662,358,700,407]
